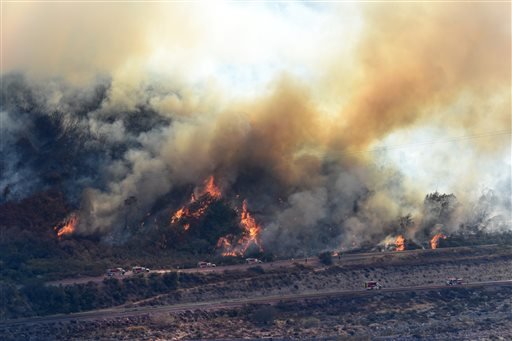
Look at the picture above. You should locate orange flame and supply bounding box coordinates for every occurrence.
[199,175,221,199]
[217,200,264,257]
[170,176,222,229]
[395,235,405,251]
[216,236,238,256]
[171,206,188,224]
[430,233,446,249]
[240,200,262,244]
[54,213,78,239]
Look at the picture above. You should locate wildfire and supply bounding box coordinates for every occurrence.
[169,176,264,256]
[240,200,262,242]
[395,234,405,251]
[171,206,188,224]
[199,175,221,199]
[430,233,447,249]
[53,213,78,239]
[217,200,264,257]
[170,176,222,228]
[216,236,238,257]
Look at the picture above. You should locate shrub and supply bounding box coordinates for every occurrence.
[318,251,333,265]
[162,272,178,290]
[302,317,320,328]
[251,306,277,326]
[248,266,265,274]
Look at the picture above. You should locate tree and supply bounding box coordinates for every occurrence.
[318,251,333,265]
[399,214,414,231]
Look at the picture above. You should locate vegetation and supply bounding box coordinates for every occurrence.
[1,272,178,319]
[318,251,333,265]
[250,306,277,326]
[2,188,511,323]
[0,190,245,284]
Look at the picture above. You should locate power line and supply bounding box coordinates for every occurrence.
[341,130,512,157]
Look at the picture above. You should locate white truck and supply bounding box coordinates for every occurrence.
[364,281,383,290]
[106,268,126,277]
[245,258,263,264]
[197,261,216,268]
[132,266,150,274]
[446,278,463,286]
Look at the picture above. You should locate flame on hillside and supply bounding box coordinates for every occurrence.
[169,176,264,256]
[199,175,221,199]
[430,233,447,249]
[170,176,221,229]
[54,213,78,239]
[217,200,264,256]
[216,236,237,256]
[395,234,405,251]
[171,206,188,224]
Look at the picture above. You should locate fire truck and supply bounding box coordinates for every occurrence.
[132,266,150,274]
[106,268,126,277]
[446,278,464,286]
[364,281,383,290]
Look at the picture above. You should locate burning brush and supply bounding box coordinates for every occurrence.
[170,175,264,257]
[430,233,447,249]
[216,200,264,256]
[170,176,222,229]
[395,235,406,251]
[53,213,78,239]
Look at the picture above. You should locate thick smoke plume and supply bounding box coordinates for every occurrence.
[2,3,510,254]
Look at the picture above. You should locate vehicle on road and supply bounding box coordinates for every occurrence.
[197,261,216,268]
[364,281,382,290]
[446,278,464,285]
[107,268,126,277]
[245,258,263,264]
[132,266,150,274]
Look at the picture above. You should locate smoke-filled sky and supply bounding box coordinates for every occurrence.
[2,2,511,252]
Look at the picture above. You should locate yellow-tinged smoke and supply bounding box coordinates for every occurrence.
[2,2,510,238]
[330,2,510,152]
[4,3,509,145]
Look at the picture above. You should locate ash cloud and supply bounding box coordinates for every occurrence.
[330,2,511,151]
[1,3,510,252]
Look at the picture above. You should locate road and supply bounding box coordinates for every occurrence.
[47,257,323,286]
[4,279,512,327]
[47,244,499,287]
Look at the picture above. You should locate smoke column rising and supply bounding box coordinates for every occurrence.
[1,2,510,251]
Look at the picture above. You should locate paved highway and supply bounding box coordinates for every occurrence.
[5,279,512,327]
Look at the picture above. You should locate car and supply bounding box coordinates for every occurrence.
[364,281,382,290]
[132,266,150,274]
[446,278,463,285]
[197,262,216,268]
[245,258,263,264]
[106,267,126,277]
